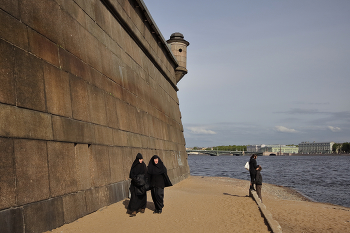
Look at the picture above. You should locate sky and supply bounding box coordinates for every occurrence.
[143,0,350,148]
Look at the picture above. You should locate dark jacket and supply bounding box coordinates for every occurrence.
[255,170,262,185]
[249,158,259,175]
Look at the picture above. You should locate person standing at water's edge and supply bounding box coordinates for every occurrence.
[128,153,148,217]
[255,166,263,202]
[249,154,259,190]
[148,155,172,214]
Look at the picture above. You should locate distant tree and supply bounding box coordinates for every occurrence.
[212,145,247,151]
[341,142,350,153]
[332,143,341,153]
[193,146,199,150]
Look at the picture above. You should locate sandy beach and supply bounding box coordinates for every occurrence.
[46,176,350,233]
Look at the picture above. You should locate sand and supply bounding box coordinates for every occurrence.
[47,176,350,233]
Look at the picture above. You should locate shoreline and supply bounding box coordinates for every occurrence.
[46,176,350,233]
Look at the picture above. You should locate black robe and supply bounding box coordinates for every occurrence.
[249,157,259,184]
[128,153,147,212]
[148,155,172,211]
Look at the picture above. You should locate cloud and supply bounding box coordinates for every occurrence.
[328,126,341,132]
[274,126,297,133]
[187,127,217,135]
[275,108,323,115]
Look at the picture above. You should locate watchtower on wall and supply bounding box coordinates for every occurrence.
[167,32,190,83]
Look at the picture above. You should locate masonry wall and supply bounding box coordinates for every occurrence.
[0,0,190,232]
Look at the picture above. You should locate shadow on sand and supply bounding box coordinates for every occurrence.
[223,192,249,198]
[122,199,155,213]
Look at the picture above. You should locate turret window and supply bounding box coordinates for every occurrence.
[179,49,182,52]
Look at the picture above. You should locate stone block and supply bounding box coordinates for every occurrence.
[74,0,96,22]
[24,197,64,233]
[90,145,111,187]
[20,0,64,46]
[62,191,87,224]
[105,94,120,129]
[28,28,60,67]
[122,88,138,108]
[88,85,107,125]
[85,186,109,214]
[14,139,50,205]
[75,144,92,190]
[94,125,113,146]
[0,138,16,210]
[109,146,124,183]
[0,39,16,105]
[135,111,145,135]
[0,0,19,18]
[59,47,92,83]
[55,0,87,28]
[90,67,108,93]
[126,104,138,133]
[0,9,28,50]
[123,179,131,199]
[0,207,23,233]
[47,141,78,197]
[122,147,134,180]
[52,115,95,144]
[140,135,149,148]
[83,26,103,72]
[70,75,91,122]
[123,65,138,95]
[61,9,85,60]
[14,48,46,112]
[100,46,114,80]
[0,103,53,140]
[115,98,130,131]
[128,132,142,148]
[44,64,72,117]
[94,0,112,36]
[112,129,128,147]
[108,179,127,205]
[148,137,156,150]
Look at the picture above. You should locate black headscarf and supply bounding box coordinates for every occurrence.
[147,155,167,175]
[129,153,147,179]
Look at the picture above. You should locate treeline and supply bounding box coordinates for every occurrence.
[210,145,247,151]
[332,142,350,153]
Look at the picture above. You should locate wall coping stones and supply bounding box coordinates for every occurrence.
[249,189,283,233]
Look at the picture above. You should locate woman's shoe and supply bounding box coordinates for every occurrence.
[139,209,145,213]
[153,209,159,214]
[130,211,137,217]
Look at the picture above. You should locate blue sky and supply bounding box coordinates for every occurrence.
[144,0,350,147]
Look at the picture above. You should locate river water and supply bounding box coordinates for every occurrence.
[187,155,350,208]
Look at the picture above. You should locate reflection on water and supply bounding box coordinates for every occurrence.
[188,155,350,208]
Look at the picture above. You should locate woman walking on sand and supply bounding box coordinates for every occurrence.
[128,153,147,217]
[249,154,259,190]
[148,155,172,214]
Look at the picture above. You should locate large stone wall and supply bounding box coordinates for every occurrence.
[0,0,189,232]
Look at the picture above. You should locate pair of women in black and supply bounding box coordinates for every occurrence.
[127,153,172,217]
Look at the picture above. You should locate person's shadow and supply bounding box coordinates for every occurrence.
[223,192,249,198]
[123,199,155,213]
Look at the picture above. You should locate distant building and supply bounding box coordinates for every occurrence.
[247,144,298,155]
[263,145,299,154]
[298,142,335,154]
[247,144,266,152]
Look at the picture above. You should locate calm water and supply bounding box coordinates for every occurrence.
[188,155,350,208]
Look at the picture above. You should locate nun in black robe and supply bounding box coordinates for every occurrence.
[147,155,172,214]
[128,153,147,216]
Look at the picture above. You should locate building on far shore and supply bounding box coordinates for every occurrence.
[247,144,299,155]
[298,142,335,154]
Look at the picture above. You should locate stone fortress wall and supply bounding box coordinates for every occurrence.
[0,0,190,232]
